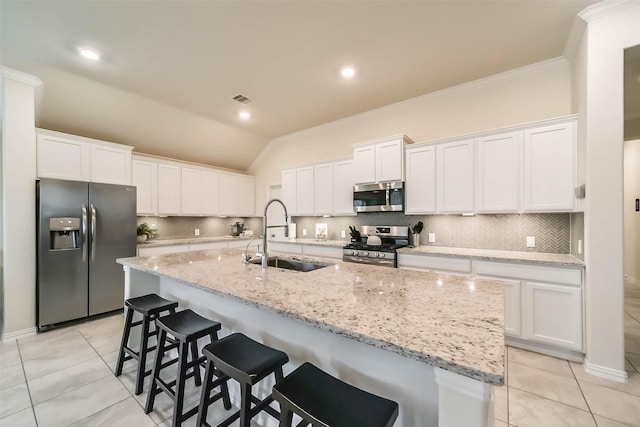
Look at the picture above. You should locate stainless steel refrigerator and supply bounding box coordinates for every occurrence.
[36,178,137,330]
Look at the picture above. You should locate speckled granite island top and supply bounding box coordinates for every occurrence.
[118,248,505,385]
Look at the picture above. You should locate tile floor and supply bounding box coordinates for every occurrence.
[0,280,639,427]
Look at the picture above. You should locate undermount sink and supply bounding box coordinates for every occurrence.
[249,256,332,272]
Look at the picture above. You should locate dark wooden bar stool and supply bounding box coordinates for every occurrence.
[145,309,230,427]
[272,362,399,427]
[115,293,179,395]
[196,332,289,427]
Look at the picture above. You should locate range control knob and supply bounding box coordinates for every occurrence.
[378,253,386,258]
[361,251,369,257]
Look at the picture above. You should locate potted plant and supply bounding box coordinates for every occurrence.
[136,222,158,243]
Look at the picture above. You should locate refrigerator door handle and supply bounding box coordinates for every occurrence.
[90,204,97,262]
[81,204,88,262]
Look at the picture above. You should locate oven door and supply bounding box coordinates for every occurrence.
[353,181,404,212]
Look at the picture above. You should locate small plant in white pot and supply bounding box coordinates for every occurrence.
[136,223,158,243]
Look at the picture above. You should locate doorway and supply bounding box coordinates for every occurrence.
[623,45,640,370]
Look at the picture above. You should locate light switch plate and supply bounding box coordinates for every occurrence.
[428,233,436,243]
[526,236,535,247]
[341,230,346,238]
[195,228,200,236]
[302,228,307,237]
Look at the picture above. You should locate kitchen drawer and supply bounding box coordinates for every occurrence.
[301,244,343,259]
[473,260,582,286]
[398,253,472,274]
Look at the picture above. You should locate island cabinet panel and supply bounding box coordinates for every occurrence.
[523,121,576,211]
[333,159,355,215]
[301,244,343,259]
[476,132,522,213]
[181,167,203,215]
[201,171,220,216]
[313,163,334,216]
[296,166,315,215]
[132,158,157,215]
[405,145,436,214]
[281,169,297,215]
[436,139,475,213]
[157,163,181,215]
[268,241,303,256]
[525,282,583,351]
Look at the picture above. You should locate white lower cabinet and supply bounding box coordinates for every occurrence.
[524,281,582,351]
[503,280,522,338]
[399,254,584,356]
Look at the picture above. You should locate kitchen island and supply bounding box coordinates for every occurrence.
[118,248,505,427]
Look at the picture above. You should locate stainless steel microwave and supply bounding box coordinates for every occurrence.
[353,181,404,213]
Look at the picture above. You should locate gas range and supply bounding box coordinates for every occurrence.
[342,226,409,268]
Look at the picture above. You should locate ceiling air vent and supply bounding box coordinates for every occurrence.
[232,94,253,104]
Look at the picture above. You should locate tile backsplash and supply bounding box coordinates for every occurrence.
[137,216,263,240]
[140,212,579,255]
[293,213,573,254]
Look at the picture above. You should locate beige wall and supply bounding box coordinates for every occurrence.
[11,62,268,172]
[249,58,573,210]
[625,139,640,283]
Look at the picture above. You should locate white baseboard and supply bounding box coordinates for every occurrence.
[2,326,37,342]
[584,359,629,383]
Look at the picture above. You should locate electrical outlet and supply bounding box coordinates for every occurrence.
[428,233,436,243]
[195,228,200,236]
[578,239,583,255]
[341,230,346,238]
[302,228,307,237]
[526,236,536,247]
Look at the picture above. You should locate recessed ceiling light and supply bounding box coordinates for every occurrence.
[239,111,251,120]
[341,66,356,79]
[78,48,100,61]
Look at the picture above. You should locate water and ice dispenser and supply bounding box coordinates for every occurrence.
[49,217,80,250]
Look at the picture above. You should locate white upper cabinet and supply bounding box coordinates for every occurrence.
[201,171,220,216]
[36,129,132,185]
[333,159,355,215]
[314,163,334,215]
[476,132,522,213]
[437,139,475,213]
[296,166,315,215]
[281,169,298,215]
[132,157,157,215]
[405,145,436,214]
[353,145,376,184]
[523,121,576,211]
[237,175,255,216]
[353,135,413,184]
[157,163,181,215]
[181,167,203,215]
[219,174,239,217]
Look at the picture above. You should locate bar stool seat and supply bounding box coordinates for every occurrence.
[145,309,230,427]
[196,332,289,427]
[115,293,179,395]
[272,362,399,427]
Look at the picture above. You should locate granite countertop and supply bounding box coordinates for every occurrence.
[398,246,585,267]
[270,237,349,247]
[139,235,257,248]
[118,248,505,385]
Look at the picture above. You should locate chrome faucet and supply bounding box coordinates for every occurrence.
[242,235,257,264]
[259,198,289,269]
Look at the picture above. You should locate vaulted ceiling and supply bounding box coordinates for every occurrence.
[1,1,598,170]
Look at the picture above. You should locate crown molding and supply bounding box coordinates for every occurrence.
[578,0,639,22]
[2,66,43,87]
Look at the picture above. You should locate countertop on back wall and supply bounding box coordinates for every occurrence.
[138,235,257,248]
[141,236,585,267]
